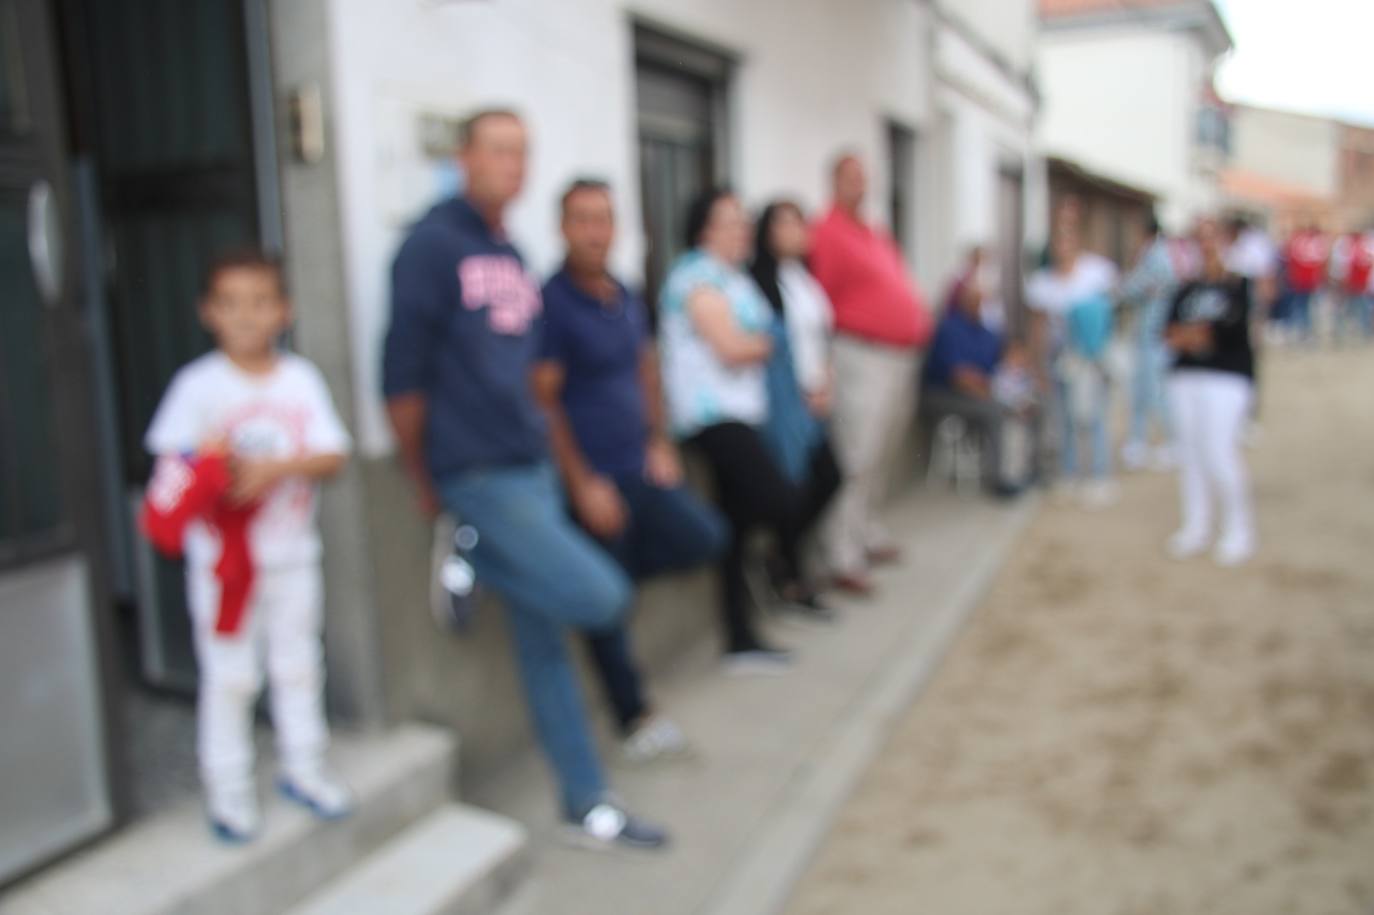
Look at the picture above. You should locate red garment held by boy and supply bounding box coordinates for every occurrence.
[140,452,260,636]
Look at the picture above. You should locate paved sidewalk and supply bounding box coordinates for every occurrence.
[469,487,1037,915]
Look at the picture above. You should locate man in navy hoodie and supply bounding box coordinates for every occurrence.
[383,110,666,850]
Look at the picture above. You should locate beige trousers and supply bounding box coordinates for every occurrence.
[825,335,922,577]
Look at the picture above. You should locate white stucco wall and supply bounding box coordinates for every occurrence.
[318,0,1038,455]
[1036,26,1214,231]
[1229,105,1341,198]
[325,0,950,455]
[933,16,1037,260]
[939,0,1037,73]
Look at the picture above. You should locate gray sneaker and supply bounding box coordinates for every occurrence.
[622,715,693,765]
[722,646,794,677]
[563,800,669,852]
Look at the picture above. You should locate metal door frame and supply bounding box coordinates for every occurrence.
[0,0,125,885]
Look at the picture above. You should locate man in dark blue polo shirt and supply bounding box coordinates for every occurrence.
[382,112,666,851]
[923,260,1037,496]
[533,179,727,763]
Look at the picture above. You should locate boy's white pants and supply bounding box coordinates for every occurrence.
[187,561,329,791]
[1168,369,1255,547]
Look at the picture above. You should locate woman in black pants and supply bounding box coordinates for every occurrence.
[656,188,832,675]
[750,200,843,580]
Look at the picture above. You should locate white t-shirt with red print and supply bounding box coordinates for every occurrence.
[145,351,351,569]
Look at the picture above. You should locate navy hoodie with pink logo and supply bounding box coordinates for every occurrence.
[383,196,548,479]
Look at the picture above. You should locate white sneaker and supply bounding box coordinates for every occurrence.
[206,780,261,844]
[562,799,669,852]
[1149,445,1178,473]
[278,761,355,820]
[1121,442,1150,472]
[622,715,693,764]
[722,647,794,677]
[1167,528,1210,560]
[1213,535,1256,568]
[1079,479,1120,510]
[1050,480,1079,505]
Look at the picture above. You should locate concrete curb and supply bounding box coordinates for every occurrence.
[699,494,1040,915]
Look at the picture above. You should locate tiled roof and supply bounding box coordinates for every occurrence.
[1041,0,1189,16]
[1220,169,1333,208]
[1040,0,1234,54]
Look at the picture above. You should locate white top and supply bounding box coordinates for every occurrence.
[1226,228,1278,280]
[145,351,352,569]
[658,250,773,438]
[777,260,834,394]
[1025,252,1118,346]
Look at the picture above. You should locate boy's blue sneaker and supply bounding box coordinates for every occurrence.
[277,763,355,821]
[206,781,261,845]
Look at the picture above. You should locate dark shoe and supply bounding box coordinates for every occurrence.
[990,481,1025,501]
[563,800,670,852]
[777,592,839,625]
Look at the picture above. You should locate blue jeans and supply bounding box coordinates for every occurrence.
[1127,340,1173,449]
[1340,292,1374,339]
[1288,290,1313,339]
[1055,371,1111,481]
[438,462,631,819]
[582,476,727,733]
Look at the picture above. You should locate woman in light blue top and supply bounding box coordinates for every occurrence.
[658,189,830,674]
[1118,214,1178,471]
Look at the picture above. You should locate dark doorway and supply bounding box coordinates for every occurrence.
[886,120,916,261]
[634,23,731,316]
[997,165,1027,336]
[60,0,272,693]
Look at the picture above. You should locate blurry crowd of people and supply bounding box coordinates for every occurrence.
[380,110,935,851]
[943,198,1373,575]
[142,100,1369,854]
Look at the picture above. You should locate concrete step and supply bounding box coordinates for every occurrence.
[0,723,455,915]
[287,805,529,915]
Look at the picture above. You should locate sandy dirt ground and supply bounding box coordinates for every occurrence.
[784,347,1374,915]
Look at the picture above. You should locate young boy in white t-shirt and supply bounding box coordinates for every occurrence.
[144,249,353,842]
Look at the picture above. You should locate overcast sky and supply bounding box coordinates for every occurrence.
[1214,0,1374,126]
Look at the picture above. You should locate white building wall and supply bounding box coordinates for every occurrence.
[325,0,942,455]
[923,10,1038,307]
[1229,105,1341,198]
[1037,27,1207,231]
[939,0,1037,72]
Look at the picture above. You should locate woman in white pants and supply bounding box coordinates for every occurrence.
[1165,218,1257,567]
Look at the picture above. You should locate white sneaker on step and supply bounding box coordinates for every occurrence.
[278,762,355,820]
[206,780,261,844]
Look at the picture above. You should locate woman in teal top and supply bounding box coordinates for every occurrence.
[658,189,833,674]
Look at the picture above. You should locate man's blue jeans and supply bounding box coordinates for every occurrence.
[582,475,727,733]
[438,462,631,819]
